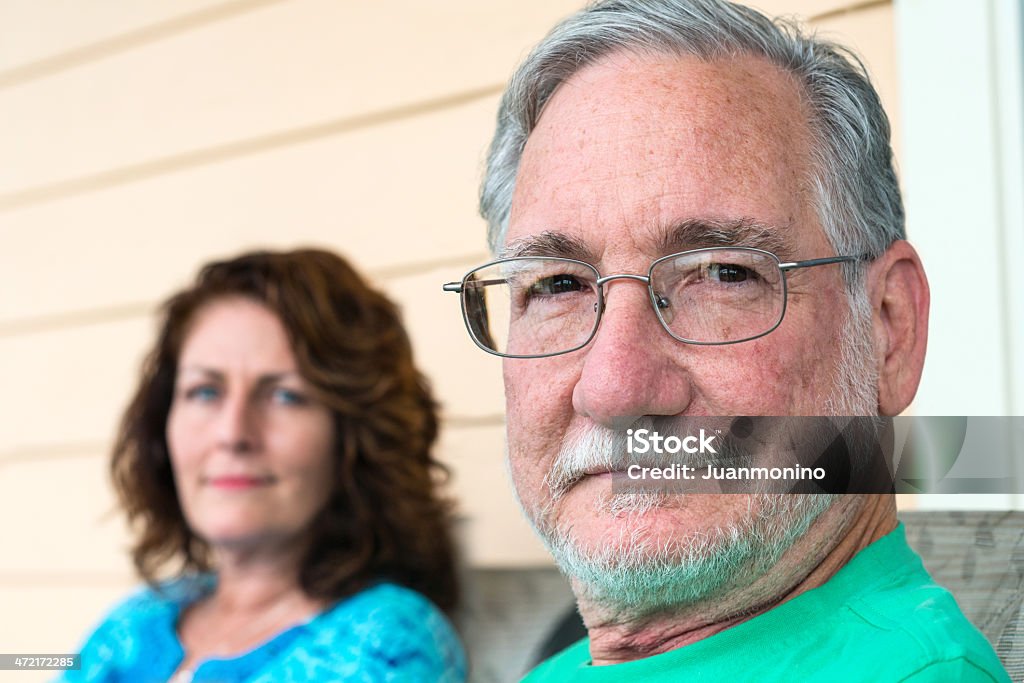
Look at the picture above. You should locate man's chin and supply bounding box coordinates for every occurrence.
[532,489,837,617]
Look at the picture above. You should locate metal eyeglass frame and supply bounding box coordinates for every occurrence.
[443,246,869,359]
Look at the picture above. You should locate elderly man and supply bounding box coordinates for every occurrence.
[445,0,1010,680]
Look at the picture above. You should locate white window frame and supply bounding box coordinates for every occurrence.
[896,0,1024,508]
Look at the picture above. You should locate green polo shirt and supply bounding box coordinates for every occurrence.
[523,524,1010,682]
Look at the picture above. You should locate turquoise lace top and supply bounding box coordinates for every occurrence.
[56,578,466,682]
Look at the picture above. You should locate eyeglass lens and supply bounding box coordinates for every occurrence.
[462,250,785,357]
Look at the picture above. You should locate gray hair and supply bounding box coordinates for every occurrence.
[479,0,903,290]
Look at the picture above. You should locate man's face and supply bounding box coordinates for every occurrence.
[503,51,871,607]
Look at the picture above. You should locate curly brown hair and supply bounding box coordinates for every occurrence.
[111,248,459,612]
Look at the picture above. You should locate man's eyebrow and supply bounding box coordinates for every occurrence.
[660,218,796,260]
[499,231,596,262]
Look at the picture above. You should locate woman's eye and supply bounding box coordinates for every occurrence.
[271,387,307,406]
[185,385,220,402]
[528,274,586,296]
[707,263,753,283]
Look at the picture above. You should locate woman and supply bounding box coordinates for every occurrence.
[62,249,465,682]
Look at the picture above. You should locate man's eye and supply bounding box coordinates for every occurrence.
[185,385,220,402]
[528,274,587,296]
[707,263,754,283]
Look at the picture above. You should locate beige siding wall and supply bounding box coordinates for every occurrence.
[0,0,899,668]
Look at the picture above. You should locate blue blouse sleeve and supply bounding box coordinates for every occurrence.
[54,593,147,683]
[53,613,118,683]
[261,583,466,683]
[53,583,188,683]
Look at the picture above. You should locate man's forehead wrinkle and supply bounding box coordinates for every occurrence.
[510,51,820,267]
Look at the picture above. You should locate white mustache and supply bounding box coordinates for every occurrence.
[544,417,747,499]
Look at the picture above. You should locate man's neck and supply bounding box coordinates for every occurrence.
[582,494,897,666]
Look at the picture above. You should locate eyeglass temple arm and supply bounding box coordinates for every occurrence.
[778,254,872,272]
[443,277,510,293]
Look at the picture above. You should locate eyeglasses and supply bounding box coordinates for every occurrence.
[443,247,867,359]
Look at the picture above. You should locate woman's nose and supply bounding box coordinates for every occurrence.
[215,393,259,454]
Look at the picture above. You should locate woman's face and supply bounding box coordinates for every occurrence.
[167,297,335,553]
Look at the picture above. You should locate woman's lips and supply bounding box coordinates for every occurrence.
[206,475,272,490]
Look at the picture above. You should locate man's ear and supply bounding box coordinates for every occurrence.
[867,240,930,415]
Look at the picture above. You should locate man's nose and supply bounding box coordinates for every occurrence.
[215,393,259,454]
[572,281,695,429]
